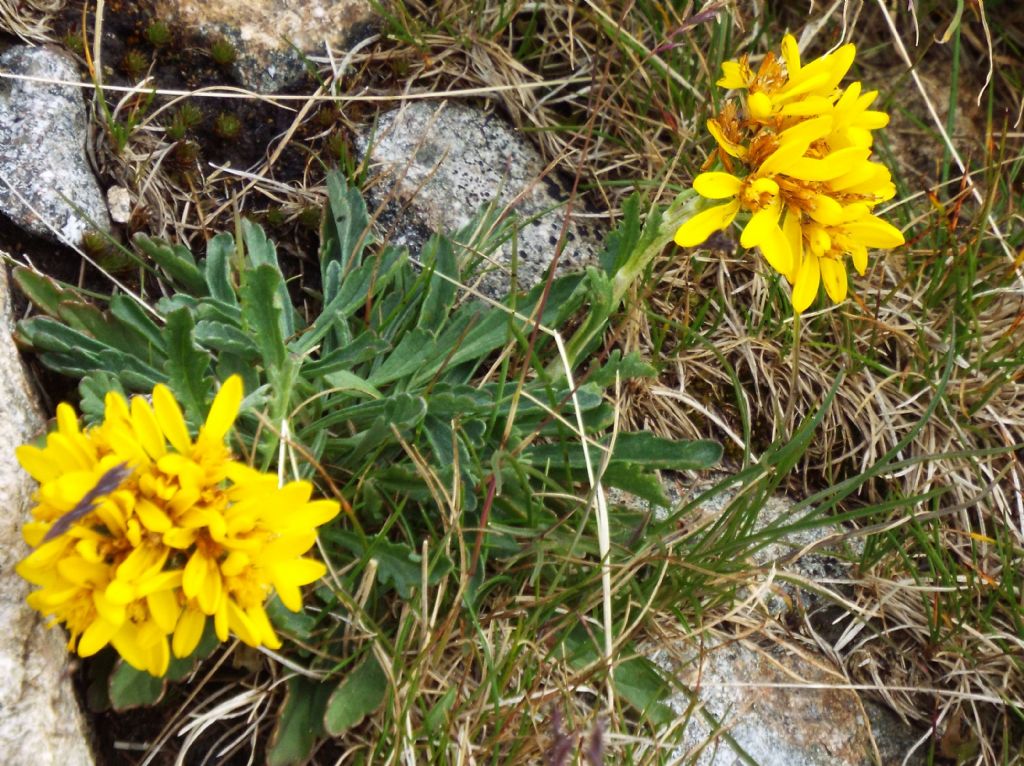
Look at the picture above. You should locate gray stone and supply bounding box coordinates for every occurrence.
[0,262,95,764]
[355,101,605,299]
[620,476,923,761]
[649,638,908,766]
[150,0,379,93]
[0,46,111,246]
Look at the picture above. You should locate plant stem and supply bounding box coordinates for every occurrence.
[559,191,701,371]
[784,311,802,433]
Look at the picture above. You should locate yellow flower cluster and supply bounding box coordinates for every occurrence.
[16,377,340,676]
[675,35,905,313]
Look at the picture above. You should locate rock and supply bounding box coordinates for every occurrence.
[620,475,924,761]
[106,185,132,225]
[355,101,605,299]
[650,638,922,765]
[0,262,95,764]
[149,0,379,93]
[0,46,111,246]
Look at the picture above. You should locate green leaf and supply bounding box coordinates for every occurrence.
[321,169,371,281]
[293,246,406,357]
[325,530,450,598]
[267,676,331,766]
[240,263,288,372]
[323,369,383,399]
[109,295,165,350]
[602,463,670,507]
[13,266,76,316]
[242,219,296,339]
[203,232,238,305]
[134,233,208,295]
[369,329,436,386]
[79,372,127,422]
[194,320,261,359]
[424,687,457,733]
[163,307,212,423]
[608,433,723,470]
[586,350,658,387]
[108,661,165,710]
[323,654,388,736]
[599,192,644,274]
[84,649,117,712]
[525,434,722,472]
[55,301,152,357]
[417,234,458,333]
[17,315,108,355]
[558,626,673,726]
[265,594,318,640]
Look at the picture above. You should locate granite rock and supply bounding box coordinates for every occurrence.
[650,638,923,765]
[0,262,95,765]
[149,0,379,93]
[355,101,605,299]
[0,46,111,245]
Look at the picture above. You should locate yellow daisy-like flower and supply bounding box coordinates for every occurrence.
[16,377,340,676]
[676,34,905,313]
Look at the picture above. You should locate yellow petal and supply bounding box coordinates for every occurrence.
[148,590,181,634]
[807,194,844,226]
[183,550,208,601]
[819,257,849,303]
[781,34,801,75]
[782,210,805,284]
[273,578,303,612]
[136,569,183,597]
[746,91,772,120]
[214,599,229,641]
[851,243,869,275]
[172,607,207,658]
[163,527,197,549]
[16,445,59,484]
[110,630,150,674]
[56,402,81,436]
[718,60,750,89]
[131,397,166,461]
[779,95,833,117]
[758,223,793,277]
[256,533,319,565]
[147,636,170,677]
[105,579,136,606]
[135,498,172,533]
[201,375,243,443]
[227,601,261,647]
[93,590,126,626]
[272,558,327,588]
[104,391,130,423]
[740,205,779,249]
[693,172,742,199]
[792,253,821,314]
[78,619,119,657]
[786,148,870,182]
[152,384,192,455]
[282,500,342,533]
[706,119,747,159]
[247,605,282,650]
[221,551,250,577]
[843,217,905,248]
[674,200,740,247]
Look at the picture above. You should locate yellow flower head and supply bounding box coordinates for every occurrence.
[16,377,340,676]
[676,34,905,313]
